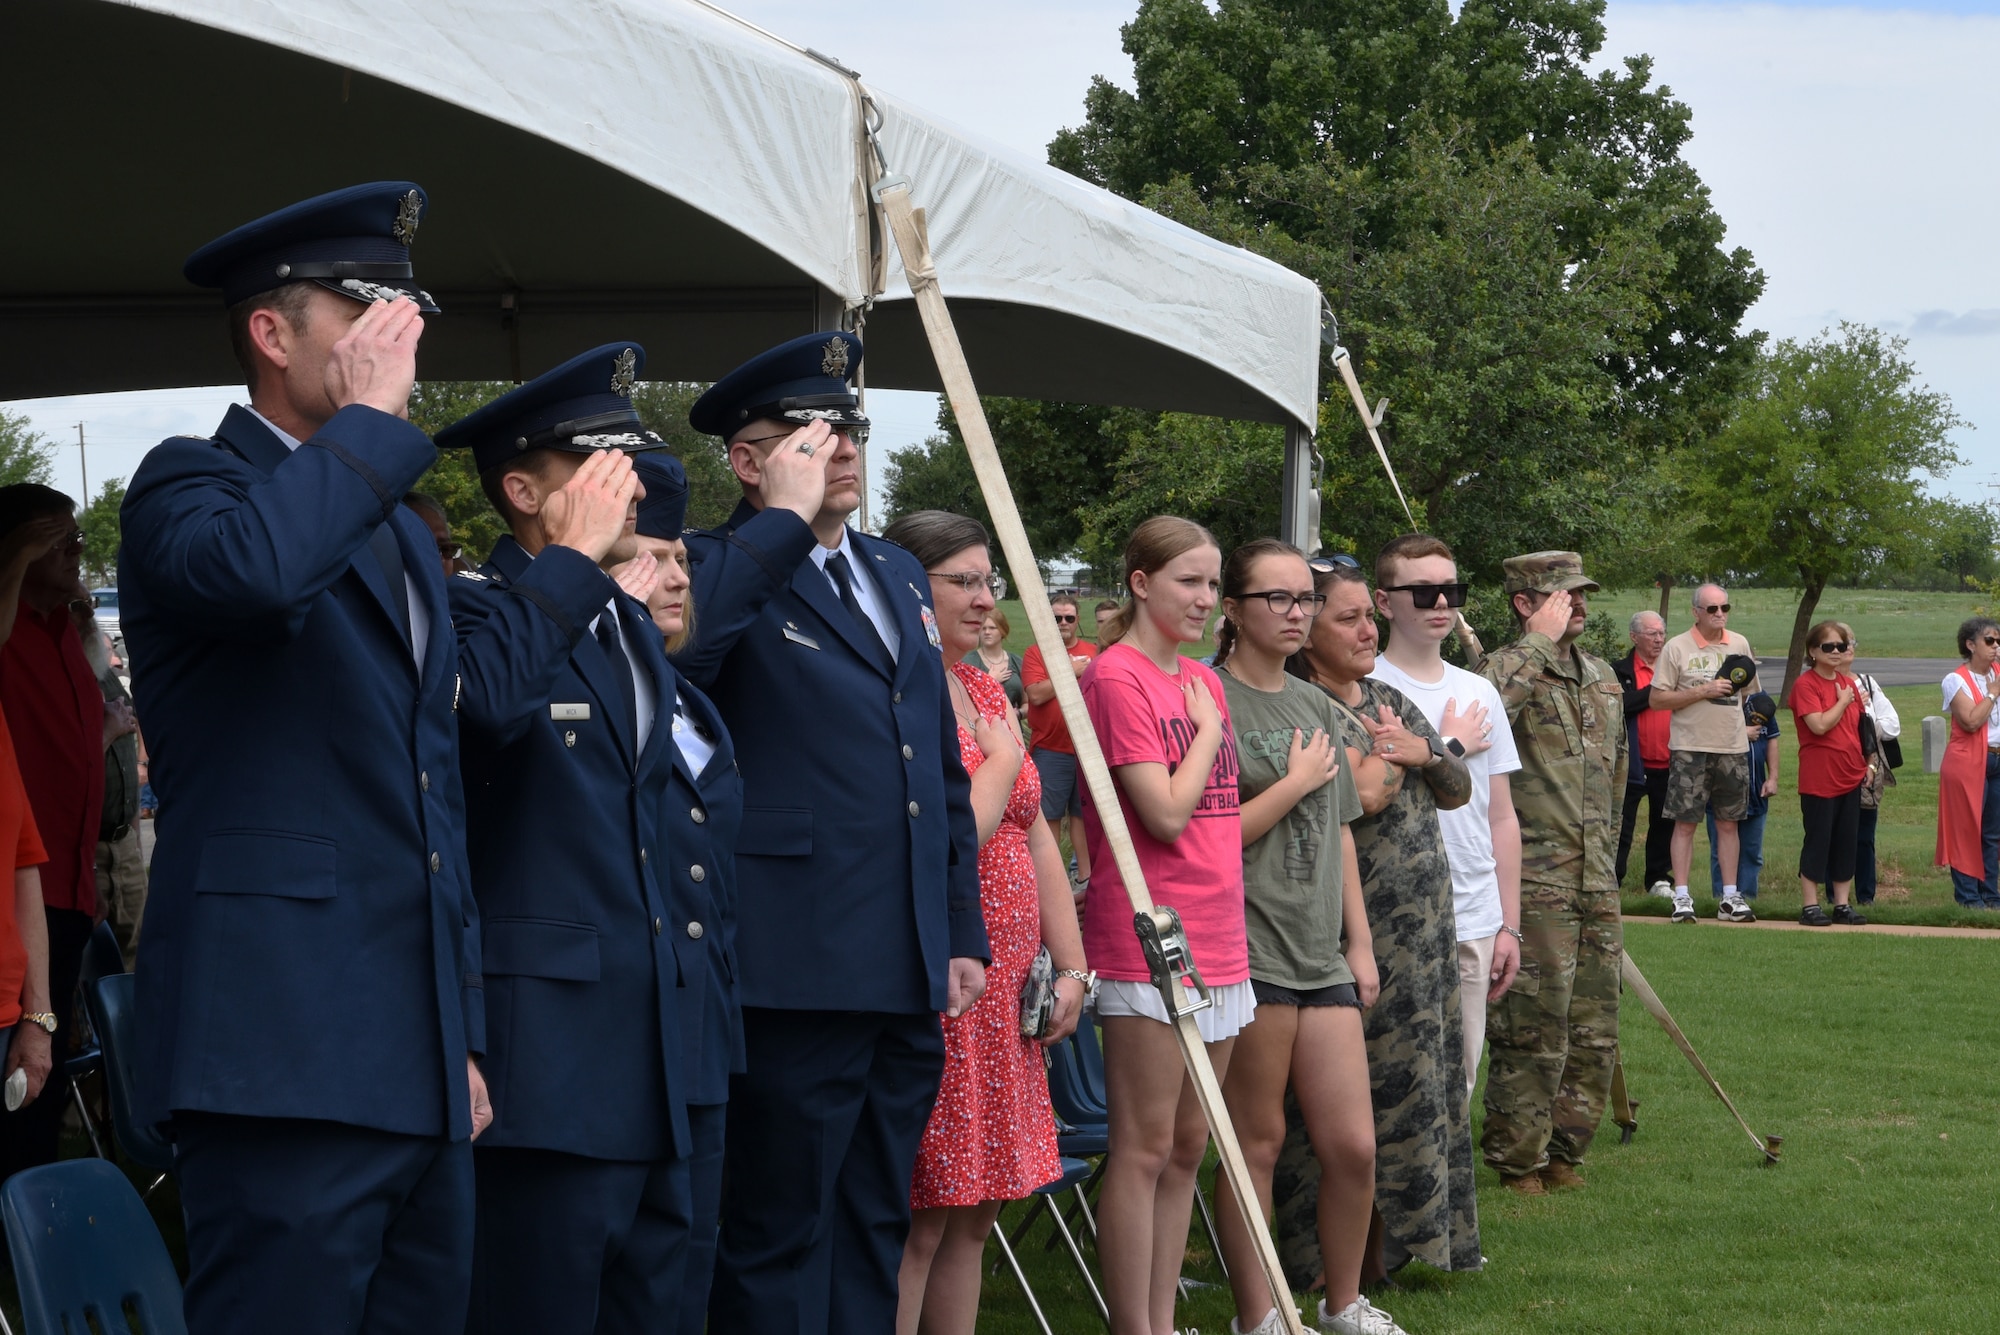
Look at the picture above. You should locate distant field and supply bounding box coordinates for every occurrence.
[1561,586,1984,660]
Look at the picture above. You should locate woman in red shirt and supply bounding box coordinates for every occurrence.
[1791,620,1868,926]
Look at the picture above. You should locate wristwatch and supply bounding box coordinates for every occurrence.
[1424,736,1448,766]
[1443,737,1466,758]
[1056,969,1097,990]
[21,1012,56,1035]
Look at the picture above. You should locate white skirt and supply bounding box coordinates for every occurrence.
[1091,977,1257,1043]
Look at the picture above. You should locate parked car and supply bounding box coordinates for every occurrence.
[90,586,124,661]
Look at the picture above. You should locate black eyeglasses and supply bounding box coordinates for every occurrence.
[438,542,463,561]
[930,570,1007,599]
[1382,582,1469,609]
[1236,590,1328,615]
[1699,603,1732,614]
[1815,641,1851,654]
[1308,554,1360,573]
[1052,613,1077,623]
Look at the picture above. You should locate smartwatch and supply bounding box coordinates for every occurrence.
[1425,736,1447,766]
[1444,737,1466,758]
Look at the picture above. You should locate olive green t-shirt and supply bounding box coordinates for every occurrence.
[1221,670,1365,990]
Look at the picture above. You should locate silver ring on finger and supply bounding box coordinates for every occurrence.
[797,441,816,457]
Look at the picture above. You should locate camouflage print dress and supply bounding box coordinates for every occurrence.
[1271,678,1481,1285]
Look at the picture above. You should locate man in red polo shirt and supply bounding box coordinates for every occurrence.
[1612,610,1674,896]
[0,485,104,1178]
[1020,594,1097,895]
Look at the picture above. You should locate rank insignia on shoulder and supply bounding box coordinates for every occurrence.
[454,569,490,581]
[921,604,942,649]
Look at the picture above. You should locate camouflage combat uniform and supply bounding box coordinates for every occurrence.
[1478,552,1628,1180]
[1270,677,1480,1285]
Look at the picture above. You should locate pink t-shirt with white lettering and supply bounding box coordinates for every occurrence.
[1079,643,1248,985]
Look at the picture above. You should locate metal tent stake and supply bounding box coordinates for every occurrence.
[874,177,1309,1335]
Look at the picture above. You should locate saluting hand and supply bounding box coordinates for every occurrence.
[1524,589,1572,642]
[324,294,423,419]
[751,421,833,523]
[610,551,662,604]
[540,450,640,565]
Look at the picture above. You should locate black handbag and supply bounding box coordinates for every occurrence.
[1882,736,1904,770]
[1857,710,1879,759]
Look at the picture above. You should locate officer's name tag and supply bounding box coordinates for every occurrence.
[550,703,591,721]
[782,627,822,650]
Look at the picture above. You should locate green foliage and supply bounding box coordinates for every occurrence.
[0,411,55,489]
[1047,0,1764,579]
[1675,323,1964,695]
[1078,412,1288,572]
[80,477,126,586]
[1925,498,2000,590]
[404,380,730,565]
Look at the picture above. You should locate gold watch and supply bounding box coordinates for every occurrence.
[21,1012,56,1035]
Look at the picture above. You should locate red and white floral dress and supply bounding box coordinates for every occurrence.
[908,663,1062,1208]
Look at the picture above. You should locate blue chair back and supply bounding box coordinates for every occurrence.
[1072,1011,1107,1110]
[0,1158,185,1335]
[88,974,175,1175]
[1046,1029,1107,1130]
[79,920,127,992]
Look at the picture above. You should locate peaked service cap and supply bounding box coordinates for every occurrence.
[184,181,439,312]
[435,343,667,475]
[688,330,869,439]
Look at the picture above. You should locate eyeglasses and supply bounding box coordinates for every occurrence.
[1382,582,1469,609]
[1699,603,1732,614]
[930,570,1007,599]
[60,528,84,553]
[1052,613,1078,623]
[1236,590,1328,615]
[438,542,463,561]
[1308,554,1360,573]
[1814,641,1851,654]
[1983,637,2000,648]
[736,424,870,449]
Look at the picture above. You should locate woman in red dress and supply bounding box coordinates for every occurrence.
[883,511,1090,1335]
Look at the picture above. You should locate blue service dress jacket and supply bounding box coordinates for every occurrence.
[673,500,987,1015]
[449,536,689,1161]
[658,683,745,1105]
[119,403,483,1140]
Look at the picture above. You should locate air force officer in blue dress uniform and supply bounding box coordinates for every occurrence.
[435,345,697,1335]
[627,453,746,1334]
[119,183,488,1334]
[675,332,990,1334]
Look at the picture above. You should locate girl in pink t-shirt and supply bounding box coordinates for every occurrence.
[1079,515,1249,1335]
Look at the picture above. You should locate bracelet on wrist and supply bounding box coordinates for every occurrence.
[1500,925,1524,943]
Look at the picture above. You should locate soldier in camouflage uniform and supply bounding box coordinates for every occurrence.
[1478,551,1628,1196]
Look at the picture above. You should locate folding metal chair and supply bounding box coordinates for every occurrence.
[990,1155,1106,1334]
[0,1157,185,1334]
[64,921,127,1161]
[86,974,174,1196]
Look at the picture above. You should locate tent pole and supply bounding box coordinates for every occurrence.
[873,178,1308,1335]
[1280,422,1320,555]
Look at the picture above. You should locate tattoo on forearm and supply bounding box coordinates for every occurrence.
[1425,755,1472,806]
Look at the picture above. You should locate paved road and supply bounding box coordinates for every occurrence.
[1756,656,1959,688]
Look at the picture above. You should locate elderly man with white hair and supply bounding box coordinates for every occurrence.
[1611,610,1673,897]
[1649,585,1763,923]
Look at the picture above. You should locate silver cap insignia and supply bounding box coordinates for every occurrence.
[820,337,849,378]
[392,189,423,246]
[611,348,638,397]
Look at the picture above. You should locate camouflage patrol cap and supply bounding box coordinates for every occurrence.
[1501,551,1601,596]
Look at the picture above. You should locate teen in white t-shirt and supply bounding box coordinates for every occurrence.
[1368,537,1524,1096]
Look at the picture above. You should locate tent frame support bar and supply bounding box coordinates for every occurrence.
[1280,422,1320,556]
[873,177,1309,1335]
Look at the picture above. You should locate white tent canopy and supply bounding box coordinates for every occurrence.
[1,0,1323,434]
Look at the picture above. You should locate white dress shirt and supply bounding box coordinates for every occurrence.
[809,529,901,663]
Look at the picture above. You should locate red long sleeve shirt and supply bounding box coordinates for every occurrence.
[0,602,102,916]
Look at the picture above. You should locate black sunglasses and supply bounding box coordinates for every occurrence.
[1382,582,1469,609]
[1814,640,1851,654]
[1052,613,1077,623]
[1699,602,1732,614]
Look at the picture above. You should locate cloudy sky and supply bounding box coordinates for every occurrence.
[11,0,2000,514]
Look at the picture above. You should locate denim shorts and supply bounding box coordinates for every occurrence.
[1031,747,1085,820]
[1250,978,1361,1009]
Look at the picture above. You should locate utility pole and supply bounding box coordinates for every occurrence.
[73,422,89,506]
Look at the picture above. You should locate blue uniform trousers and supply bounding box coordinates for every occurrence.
[709,1008,945,1335]
[678,1102,729,1335]
[468,1147,691,1335]
[174,1113,473,1335]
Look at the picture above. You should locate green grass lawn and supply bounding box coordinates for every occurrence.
[979,926,2000,1334]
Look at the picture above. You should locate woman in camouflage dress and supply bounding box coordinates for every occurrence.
[1271,556,1483,1286]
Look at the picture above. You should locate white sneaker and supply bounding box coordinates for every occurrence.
[1232,1309,1290,1335]
[1648,879,1674,899]
[1670,892,1697,923]
[1720,894,1756,923]
[1320,1295,1410,1335]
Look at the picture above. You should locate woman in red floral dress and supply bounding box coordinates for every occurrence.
[883,511,1091,1335]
